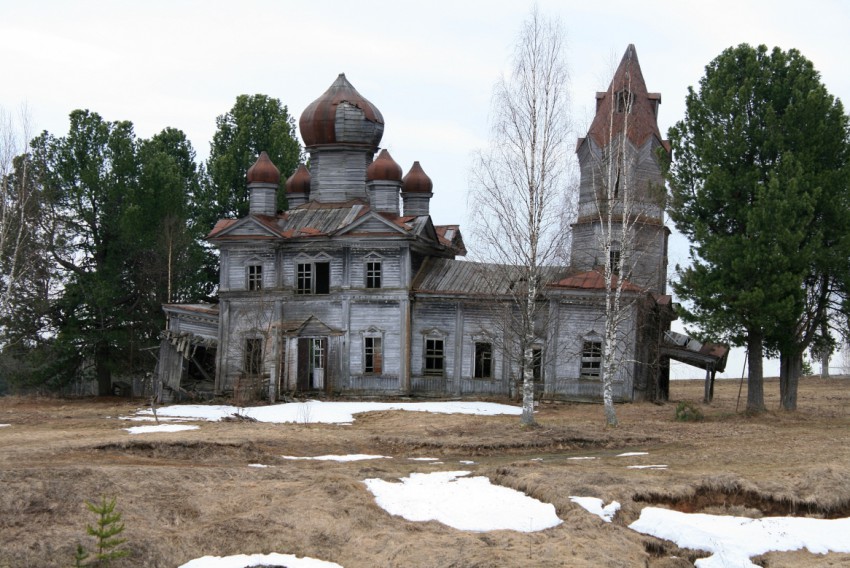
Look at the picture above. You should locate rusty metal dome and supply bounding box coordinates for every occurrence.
[285,164,311,194]
[246,151,281,184]
[366,149,403,182]
[299,74,384,149]
[402,161,433,193]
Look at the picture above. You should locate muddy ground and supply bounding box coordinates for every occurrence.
[1,377,849,567]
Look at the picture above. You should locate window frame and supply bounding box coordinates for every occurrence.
[365,260,382,289]
[581,340,603,380]
[296,260,330,295]
[247,263,263,291]
[424,338,445,377]
[473,341,493,379]
[364,336,383,375]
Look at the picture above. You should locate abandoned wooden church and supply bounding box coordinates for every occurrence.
[158,45,727,403]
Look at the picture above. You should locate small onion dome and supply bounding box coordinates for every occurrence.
[366,149,403,182]
[285,164,311,194]
[247,151,280,184]
[402,161,433,193]
[299,73,384,148]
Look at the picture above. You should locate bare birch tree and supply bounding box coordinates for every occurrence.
[470,7,572,426]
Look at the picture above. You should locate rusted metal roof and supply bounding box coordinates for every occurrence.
[581,44,669,153]
[247,151,280,184]
[402,161,433,194]
[285,164,311,194]
[550,269,644,293]
[299,73,384,148]
[367,149,403,181]
[662,330,729,372]
[435,225,467,256]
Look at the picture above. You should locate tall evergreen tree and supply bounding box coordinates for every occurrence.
[196,94,302,294]
[666,44,850,412]
[31,111,202,394]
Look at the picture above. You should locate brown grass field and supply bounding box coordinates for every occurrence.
[1,377,849,568]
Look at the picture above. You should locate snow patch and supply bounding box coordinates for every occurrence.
[136,400,521,425]
[248,464,269,468]
[616,451,649,457]
[627,465,668,470]
[567,456,597,460]
[281,454,389,462]
[408,457,439,462]
[178,552,343,568]
[124,424,199,435]
[0,424,10,428]
[570,496,621,522]
[364,471,562,532]
[630,507,850,568]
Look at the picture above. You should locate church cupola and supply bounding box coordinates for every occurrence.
[401,161,433,217]
[247,151,280,216]
[285,164,311,208]
[298,74,385,203]
[366,149,402,215]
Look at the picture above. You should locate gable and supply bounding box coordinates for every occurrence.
[336,211,408,237]
[208,216,279,240]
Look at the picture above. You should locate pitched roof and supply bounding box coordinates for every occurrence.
[583,44,668,152]
[550,269,644,293]
[413,258,569,297]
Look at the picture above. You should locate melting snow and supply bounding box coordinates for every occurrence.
[364,471,562,532]
[630,507,850,568]
[281,454,389,462]
[569,497,621,522]
[616,451,649,457]
[567,456,597,460]
[124,424,199,435]
[178,552,342,568]
[0,424,10,428]
[627,465,668,470]
[136,400,521,424]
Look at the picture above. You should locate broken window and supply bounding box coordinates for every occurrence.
[581,341,602,379]
[244,338,263,377]
[532,346,543,382]
[610,250,621,276]
[616,89,634,113]
[247,264,263,291]
[364,336,383,374]
[424,338,445,377]
[296,261,330,294]
[474,342,493,379]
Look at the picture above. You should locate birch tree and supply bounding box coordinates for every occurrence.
[470,7,572,426]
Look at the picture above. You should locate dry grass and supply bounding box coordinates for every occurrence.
[1,377,849,567]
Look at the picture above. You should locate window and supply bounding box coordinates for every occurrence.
[366,260,382,289]
[581,341,602,379]
[364,336,383,374]
[532,347,543,382]
[474,342,493,379]
[244,338,263,376]
[616,89,634,113]
[609,250,621,276]
[424,339,444,377]
[296,261,330,294]
[247,264,263,291]
[311,338,325,370]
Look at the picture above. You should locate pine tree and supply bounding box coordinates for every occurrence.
[84,496,129,565]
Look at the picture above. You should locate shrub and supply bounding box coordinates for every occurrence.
[675,400,703,422]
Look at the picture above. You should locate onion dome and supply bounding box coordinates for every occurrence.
[246,151,280,184]
[285,164,311,194]
[366,149,403,182]
[402,161,433,193]
[299,73,384,149]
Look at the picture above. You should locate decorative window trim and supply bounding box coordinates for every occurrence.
[246,263,263,291]
[295,253,331,295]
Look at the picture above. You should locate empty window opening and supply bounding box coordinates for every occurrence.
[424,339,445,377]
[244,338,263,376]
[364,336,383,374]
[474,342,493,379]
[297,261,330,294]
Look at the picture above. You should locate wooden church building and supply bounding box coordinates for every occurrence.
[158,46,726,403]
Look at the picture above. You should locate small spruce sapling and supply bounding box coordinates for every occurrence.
[84,496,129,565]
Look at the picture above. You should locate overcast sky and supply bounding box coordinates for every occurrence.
[3,0,849,378]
